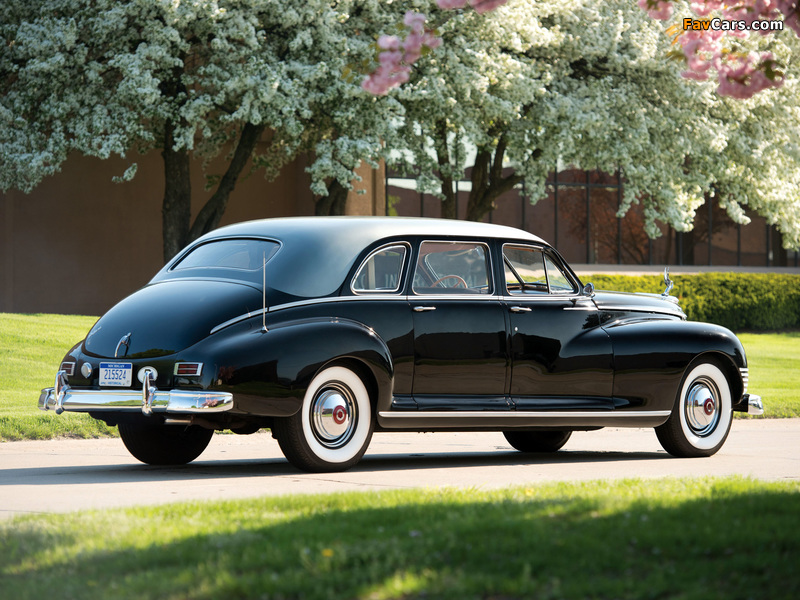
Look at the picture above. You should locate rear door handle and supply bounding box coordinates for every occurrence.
[509,306,532,313]
[413,306,437,312]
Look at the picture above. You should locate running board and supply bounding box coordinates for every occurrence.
[377,410,671,430]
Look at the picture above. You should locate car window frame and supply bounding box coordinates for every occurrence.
[350,242,410,295]
[411,239,494,297]
[502,243,579,296]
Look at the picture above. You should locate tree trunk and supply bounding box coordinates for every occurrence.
[434,120,457,219]
[465,143,523,222]
[188,123,266,243]
[161,120,192,263]
[315,179,348,215]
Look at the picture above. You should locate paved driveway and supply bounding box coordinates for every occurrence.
[1,419,798,520]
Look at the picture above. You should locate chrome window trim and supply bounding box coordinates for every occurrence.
[378,410,671,419]
[350,242,410,295]
[411,239,495,298]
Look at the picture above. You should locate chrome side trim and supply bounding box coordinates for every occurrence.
[592,305,684,318]
[39,385,233,415]
[739,367,749,395]
[378,410,671,419]
[209,294,504,335]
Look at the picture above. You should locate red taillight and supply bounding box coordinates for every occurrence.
[174,362,203,377]
[60,362,76,376]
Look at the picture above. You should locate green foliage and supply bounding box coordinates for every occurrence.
[2,478,798,599]
[586,273,800,331]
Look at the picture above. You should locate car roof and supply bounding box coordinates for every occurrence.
[198,216,546,246]
[165,217,550,301]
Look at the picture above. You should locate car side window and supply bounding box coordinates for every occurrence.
[504,245,577,295]
[504,246,548,294]
[352,244,407,293]
[544,254,576,293]
[412,241,491,295]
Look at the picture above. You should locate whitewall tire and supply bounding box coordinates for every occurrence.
[273,365,374,472]
[656,361,733,458]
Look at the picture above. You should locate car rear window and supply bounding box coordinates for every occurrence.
[172,239,280,272]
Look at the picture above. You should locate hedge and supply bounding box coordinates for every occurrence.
[582,273,800,332]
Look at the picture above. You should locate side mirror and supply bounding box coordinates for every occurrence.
[583,282,595,297]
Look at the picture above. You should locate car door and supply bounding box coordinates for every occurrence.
[502,244,614,410]
[410,240,508,410]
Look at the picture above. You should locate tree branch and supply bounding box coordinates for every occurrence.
[188,122,265,241]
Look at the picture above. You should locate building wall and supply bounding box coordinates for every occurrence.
[1,151,385,315]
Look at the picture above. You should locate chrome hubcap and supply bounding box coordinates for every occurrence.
[685,378,719,437]
[310,383,356,448]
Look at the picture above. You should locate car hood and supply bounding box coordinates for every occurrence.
[83,279,262,358]
[592,291,685,319]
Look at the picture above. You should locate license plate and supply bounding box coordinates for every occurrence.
[99,362,133,387]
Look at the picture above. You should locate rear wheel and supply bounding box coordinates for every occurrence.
[273,365,374,472]
[655,360,733,458]
[118,421,213,465]
[503,430,572,453]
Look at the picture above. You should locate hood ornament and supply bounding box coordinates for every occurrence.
[115,332,132,358]
[661,267,674,297]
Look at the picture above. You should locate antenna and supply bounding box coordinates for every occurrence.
[261,251,268,333]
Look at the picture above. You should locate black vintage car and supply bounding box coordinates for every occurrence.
[40,217,763,472]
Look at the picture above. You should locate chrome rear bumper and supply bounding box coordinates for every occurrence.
[39,370,233,416]
[744,394,764,416]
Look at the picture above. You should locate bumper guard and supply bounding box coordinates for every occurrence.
[39,370,233,416]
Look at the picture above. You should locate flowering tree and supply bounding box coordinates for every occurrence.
[0,0,398,261]
[385,0,800,248]
[638,1,799,98]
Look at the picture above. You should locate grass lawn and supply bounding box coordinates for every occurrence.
[1,314,798,441]
[738,332,800,418]
[2,477,798,599]
[0,313,115,441]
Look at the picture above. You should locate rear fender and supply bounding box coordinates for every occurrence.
[198,317,393,417]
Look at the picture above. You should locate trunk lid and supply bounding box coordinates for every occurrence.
[83,280,262,358]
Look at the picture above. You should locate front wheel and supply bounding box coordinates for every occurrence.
[119,421,213,465]
[655,361,733,458]
[272,365,374,472]
[503,430,572,453]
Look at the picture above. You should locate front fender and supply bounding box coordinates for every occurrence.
[195,317,394,417]
[605,319,746,413]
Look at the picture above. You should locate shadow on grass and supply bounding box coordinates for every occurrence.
[2,480,798,599]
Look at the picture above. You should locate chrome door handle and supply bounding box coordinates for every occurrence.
[413,306,437,312]
[509,306,532,313]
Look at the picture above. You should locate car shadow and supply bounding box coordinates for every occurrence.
[0,448,670,486]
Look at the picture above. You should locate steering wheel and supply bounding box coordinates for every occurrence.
[431,274,468,288]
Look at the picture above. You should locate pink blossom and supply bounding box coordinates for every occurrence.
[469,0,510,14]
[377,35,402,51]
[436,0,468,9]
[682,70,710,80]
[715,51,783,98]
[637,0,674,20]
[362,11,442,96]
[404,10,427,32]
[690,1,723,17]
